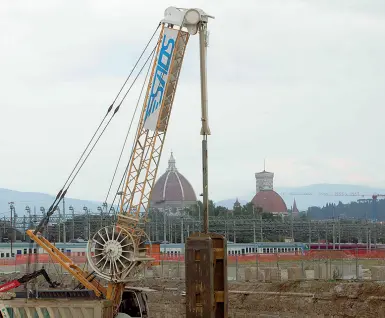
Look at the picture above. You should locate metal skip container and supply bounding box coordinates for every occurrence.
[0,297,114,318]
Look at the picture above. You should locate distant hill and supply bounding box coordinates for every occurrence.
[2,183,385,217]
[215,184,385,211]
[0,188,105,217]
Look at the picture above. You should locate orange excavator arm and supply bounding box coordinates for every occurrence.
[26,230,106,297]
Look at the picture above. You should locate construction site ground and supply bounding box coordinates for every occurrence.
[138,278,385,318]
[3,265,385,317]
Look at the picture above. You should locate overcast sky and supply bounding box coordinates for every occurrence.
[1,0,385,203]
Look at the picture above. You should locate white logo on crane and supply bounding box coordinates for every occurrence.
[143,28,178,131]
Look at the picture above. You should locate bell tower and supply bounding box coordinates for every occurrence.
[255,161,274,193]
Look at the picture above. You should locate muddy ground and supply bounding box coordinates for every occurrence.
[3,267,385,317]
[138,279,385,318]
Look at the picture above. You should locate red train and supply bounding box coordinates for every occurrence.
[308,243,385,250]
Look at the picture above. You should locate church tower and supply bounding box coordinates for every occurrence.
[255,163,274,193]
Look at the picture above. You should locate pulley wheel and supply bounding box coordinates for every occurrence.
[86,225,137,282]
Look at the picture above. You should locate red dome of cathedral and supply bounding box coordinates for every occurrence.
[251,190,287,214]
[150,153,197,208]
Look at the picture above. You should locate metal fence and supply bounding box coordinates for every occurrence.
[2,249,385,283]
[140,249,385,282]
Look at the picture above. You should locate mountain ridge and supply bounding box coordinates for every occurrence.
[1,183,384,216]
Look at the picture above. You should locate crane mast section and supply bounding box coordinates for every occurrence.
[118,25,190,227]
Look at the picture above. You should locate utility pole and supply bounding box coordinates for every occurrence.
[8,202,14,256]
[155,208,159,241]
[97,206,103,229]
[28,209,33,236]
[2,216,5,241]
[337,217,341,249]
[56,207,61,242]
[102,202,108,228]
[83,207,89,240]
[25,206,31,241]
[23,216,26,241]
[163,201,167,242]
[253,221,256,244]
[332,205,336,250]
[181,215,184,244]
[233,220,236,243]
[39,206,45,238]
[69,206,75,240]
[63,196,66,244]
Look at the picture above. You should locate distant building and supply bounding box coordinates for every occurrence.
[233,198,241,210]
[150,152,197,215]
[255,170,274,192]
[292,199,300,217]
[251,167,288,216]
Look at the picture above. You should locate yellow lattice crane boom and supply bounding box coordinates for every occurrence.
[85,7,214,285]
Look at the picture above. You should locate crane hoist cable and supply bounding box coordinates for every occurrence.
[65,45,158,191]
[28,45,158,271]
[33,25,160,236]
[104,44,156,209]
[26,25,160,295]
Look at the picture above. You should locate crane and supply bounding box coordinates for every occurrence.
[21,6,214,317]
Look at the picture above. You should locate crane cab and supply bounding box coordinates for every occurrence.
[117,288,150,318]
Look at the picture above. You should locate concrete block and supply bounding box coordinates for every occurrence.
[162,265,170,278]
[280,269,288,281]
[244,267,265,282]
[330,265,343,279]
[314,263,328,279]
[362,268,371,280]
[287,267,304,281]
[263,267,281,282]
[236,267,245,281]
[370,266,385,281]
[171,265,185,279]
[153,265,170,278]
[305,269,315,280]
[152,266,161,278]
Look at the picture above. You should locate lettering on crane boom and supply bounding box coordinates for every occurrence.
[143,28,178,131]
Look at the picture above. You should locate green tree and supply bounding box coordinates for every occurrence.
[214,206,229,217]
[241,202,254,215]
